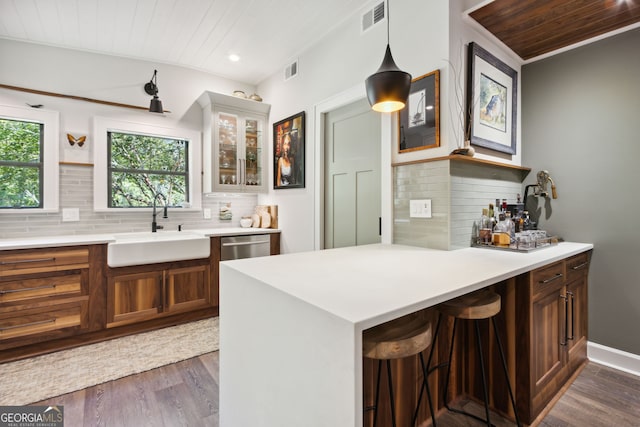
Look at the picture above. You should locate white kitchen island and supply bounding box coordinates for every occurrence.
[219,242,593,427]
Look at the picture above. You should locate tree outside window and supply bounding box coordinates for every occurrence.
[108,131,189,208]
[0,118,43,208]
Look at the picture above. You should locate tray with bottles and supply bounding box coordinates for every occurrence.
[473,230,560,253]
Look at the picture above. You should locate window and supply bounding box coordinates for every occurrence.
[0,105,59,212]
[108,131,189,208]
[0,118,43,208]
[93,118,201,211]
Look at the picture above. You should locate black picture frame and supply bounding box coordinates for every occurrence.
[467,42,517,154]
[398,70,440,153]
[273,111,305,189]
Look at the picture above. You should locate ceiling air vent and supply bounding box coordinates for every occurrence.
[284,59,298,81]
[362,2,385,33]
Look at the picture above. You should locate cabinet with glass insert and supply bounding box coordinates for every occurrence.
[200,92,270,193]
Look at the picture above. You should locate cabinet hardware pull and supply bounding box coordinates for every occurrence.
[0,318,55,331]
[0,257,56,265]
[222,240,270,247]
[560,294,568,346]
[540,273,563,284]
[567,291,575,341]
[0,284,56,295]
[571,262,589,271]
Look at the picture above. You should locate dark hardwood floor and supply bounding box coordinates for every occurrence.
[35,354,639,426]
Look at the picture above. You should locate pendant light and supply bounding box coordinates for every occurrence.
[144,69,164,113]
[365,0,411,113]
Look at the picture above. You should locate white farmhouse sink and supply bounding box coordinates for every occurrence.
[107,231,210,267]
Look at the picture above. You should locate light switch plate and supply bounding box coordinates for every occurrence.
[410,199,432,218]
[203,208,212,219]
[62,207,80,222]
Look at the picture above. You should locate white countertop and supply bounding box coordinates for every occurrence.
[219,241,593,426]
[0,227,279,251]
[222,241,593,329]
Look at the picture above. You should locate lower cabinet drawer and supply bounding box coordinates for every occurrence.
[0,301,87,342]
[566,252,590,283]
[0,248,89,277]
[531,261,565,299]
[0,274,82,304]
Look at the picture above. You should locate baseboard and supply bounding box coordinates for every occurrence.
[588,341,640,377]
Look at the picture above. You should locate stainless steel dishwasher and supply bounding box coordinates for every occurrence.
[220,234,271,260]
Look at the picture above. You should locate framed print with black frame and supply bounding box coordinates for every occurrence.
[273,111,305,189]
[398,69,440,153]
[467,42,517,155]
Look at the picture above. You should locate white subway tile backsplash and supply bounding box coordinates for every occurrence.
[395,159,523,249]
[0,165,259,238]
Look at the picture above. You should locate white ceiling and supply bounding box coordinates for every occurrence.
[0,0,371,85]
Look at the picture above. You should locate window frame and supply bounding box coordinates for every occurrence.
[0,104,59,213]
[93,117,202,212]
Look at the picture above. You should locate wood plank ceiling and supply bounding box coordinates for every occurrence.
[469,0,640,60]
[0,0,368,85]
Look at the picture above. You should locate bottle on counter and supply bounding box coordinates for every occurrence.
[523,211,531,231]
[479,208,491,244]
[488,203,497,232]
[505,211,515,242]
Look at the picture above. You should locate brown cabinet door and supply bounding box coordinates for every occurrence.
[565,277,588,372]
[107,271,163,327]
[531,287,565,398]
[165,265,211,313]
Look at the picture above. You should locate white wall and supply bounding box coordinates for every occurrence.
[256,0,450,253]
[256,0,524,253]
[0,39,258,236]
[448,0,523,166]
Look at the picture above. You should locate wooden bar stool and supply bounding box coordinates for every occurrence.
[363,311,437,427]
[429,290,521,426]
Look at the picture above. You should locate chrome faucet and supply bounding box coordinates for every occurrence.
[152,193,168,232]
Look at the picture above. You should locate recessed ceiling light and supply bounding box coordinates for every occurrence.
[426,105,434,110]
[229,54,240,62]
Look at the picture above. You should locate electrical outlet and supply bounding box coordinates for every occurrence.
[62,208,80,222]
[410,199,432,218]
[203,208,212,219]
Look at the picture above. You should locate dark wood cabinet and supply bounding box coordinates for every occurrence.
[516,250,591,424]
[0,246,94,351]
[107,260,211,328]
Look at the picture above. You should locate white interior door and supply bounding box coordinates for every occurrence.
[324,98,381,249]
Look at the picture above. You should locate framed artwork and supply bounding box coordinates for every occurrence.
[467,42,517,154]
[273,111,305,189]
[60,132,92,164]
[398,70,440,153]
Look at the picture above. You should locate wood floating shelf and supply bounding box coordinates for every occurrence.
[392,154,532,181]
[0,83,170,113]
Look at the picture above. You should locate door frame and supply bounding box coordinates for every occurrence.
[313,84,394,250]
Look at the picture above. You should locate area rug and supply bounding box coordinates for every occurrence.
[0,317,219,406]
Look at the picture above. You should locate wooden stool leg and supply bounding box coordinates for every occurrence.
[492,317,522,427]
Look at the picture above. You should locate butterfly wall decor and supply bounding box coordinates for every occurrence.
[67,133,86,147]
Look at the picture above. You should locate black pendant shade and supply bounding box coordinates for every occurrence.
[149,95,164,113]
[366,44,411,112]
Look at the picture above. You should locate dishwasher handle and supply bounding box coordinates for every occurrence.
[222,240,270,247]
